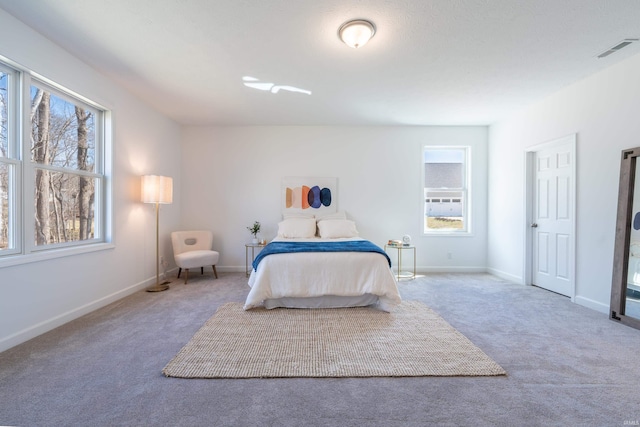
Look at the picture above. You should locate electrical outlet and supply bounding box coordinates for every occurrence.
[447,252,452,259]
[160,256,165,264]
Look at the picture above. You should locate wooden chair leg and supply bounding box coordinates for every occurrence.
[177,267,182,278]
[213,265,218,279]
[184,269,189,284]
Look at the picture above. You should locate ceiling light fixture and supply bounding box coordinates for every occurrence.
[338,19,376,48]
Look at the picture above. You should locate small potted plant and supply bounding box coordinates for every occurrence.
[247,221,261,244]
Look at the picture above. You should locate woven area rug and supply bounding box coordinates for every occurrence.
[163,300,506,378]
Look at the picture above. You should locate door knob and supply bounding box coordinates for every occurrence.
[531,223,538,228]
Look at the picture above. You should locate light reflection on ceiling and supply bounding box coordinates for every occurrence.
[242,76,312,95]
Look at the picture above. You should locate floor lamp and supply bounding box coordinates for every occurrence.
[141,175,173,292]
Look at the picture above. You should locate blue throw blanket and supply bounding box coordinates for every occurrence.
[252,240,391,271]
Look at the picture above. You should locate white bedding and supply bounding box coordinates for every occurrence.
[244,237,402,312]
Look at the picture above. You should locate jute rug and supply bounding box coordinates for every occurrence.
[162,300,506,378]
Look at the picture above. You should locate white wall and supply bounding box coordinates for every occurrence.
[488,52,640,314]
[0,9,181,351]
[181,126,488,272]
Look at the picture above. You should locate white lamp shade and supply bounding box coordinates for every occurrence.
[141,175,173,204]
[339,20,376,48]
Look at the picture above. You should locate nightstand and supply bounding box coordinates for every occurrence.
[384,244,416,281]
[245,243,266,277]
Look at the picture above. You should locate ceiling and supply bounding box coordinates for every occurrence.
[1,0,639,126]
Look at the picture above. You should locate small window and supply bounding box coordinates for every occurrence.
[423,146,470,234]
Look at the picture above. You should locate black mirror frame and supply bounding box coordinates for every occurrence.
[611,147,640,330]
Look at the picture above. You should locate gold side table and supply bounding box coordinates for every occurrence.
[245,243,266,277]
[384,244,416,281]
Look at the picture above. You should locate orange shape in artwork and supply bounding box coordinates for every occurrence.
[301,186,310,209]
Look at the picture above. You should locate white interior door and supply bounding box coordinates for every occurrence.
[532,137,575,297]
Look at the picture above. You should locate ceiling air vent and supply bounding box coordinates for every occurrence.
[597,39,639,58]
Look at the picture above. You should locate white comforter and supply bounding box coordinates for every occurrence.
[244,237,402,312]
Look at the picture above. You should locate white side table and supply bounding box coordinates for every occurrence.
[384,244,416,281]
[245,243,266,277]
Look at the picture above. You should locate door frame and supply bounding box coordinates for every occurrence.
[523,134,577,301]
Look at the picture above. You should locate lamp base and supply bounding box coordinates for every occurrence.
[146,282,170,292]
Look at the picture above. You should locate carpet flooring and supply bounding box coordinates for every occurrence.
[1,272,640,426]
[163,301,506,378]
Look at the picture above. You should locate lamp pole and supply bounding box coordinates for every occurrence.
[147,200,170,292]
[143,174,172,292]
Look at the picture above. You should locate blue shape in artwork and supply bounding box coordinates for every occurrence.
[308,186,322,208]
[634,212,640,230]
[320,188,332,207]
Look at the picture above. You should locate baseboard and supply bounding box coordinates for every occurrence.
[217,266,249,273]
[165,266,246,276]
[486,267,522,284]
[0,277,152,353]
[416,266,487,274]
[189,265,523,280]
[214,266,492,275]
[574,295,609,315]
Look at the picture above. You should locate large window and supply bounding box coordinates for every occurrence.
[0,58,110,261]
[423,146,470,234]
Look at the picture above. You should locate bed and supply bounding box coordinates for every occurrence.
[244,215,402,312]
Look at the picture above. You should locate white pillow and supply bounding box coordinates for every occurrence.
[316,211,347,221]
[277,217,317,238]
[317,219,359,238]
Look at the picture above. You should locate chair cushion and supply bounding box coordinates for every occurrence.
[171,230,214,254]
[174,250,219,269]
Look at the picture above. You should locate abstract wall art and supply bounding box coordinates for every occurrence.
[282,177,337,215]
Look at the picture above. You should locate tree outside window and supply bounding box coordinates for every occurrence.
[30,85,99,246]
[0,69,12,251]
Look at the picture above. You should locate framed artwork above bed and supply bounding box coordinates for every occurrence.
[282,176,337,215]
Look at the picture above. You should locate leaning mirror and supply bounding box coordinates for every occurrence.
[611,147,640,330]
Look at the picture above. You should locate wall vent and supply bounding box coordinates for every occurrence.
[597,38,639,58]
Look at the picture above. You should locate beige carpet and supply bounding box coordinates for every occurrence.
[163,300,506,378]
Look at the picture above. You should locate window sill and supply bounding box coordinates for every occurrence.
[423,232,474,237]
[0,242,115,269]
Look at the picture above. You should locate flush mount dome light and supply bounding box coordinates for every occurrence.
[339,19,376,48]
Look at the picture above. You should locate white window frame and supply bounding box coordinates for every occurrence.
[0,62,22,257]
[0,57,113,268]
[422,145,471,235]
